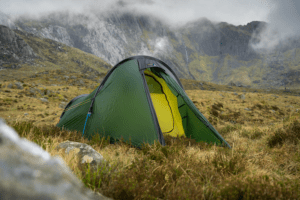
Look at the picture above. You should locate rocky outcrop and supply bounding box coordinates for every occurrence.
[56,141,111,173]
[0,119,111,200]
[0,25,36,67]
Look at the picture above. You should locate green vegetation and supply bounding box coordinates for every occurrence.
[189,53,216,82]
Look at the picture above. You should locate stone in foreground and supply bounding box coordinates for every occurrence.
[0,119,112,200]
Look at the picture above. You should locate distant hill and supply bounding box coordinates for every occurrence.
[0,11,300,89]
[0,25,111,82]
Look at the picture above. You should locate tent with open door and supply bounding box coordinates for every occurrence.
[57,55,231,148]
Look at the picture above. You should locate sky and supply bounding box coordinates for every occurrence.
[0,0,273,26]
[0,0,299,52]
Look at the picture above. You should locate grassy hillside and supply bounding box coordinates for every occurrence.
[0,29,112,82]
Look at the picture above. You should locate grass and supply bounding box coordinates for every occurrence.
[1,74,300,199]
[7,119,300,199]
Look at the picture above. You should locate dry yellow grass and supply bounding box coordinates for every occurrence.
[1,71,300,199]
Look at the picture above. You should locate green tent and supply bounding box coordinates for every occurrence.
[57,56,231,148]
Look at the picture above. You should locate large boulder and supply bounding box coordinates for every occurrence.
[0,119,112,200]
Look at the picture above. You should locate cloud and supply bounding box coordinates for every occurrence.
[2,0,298,55]
[0,0,271,26]
[250,0,300,53]
[134,37,171,57]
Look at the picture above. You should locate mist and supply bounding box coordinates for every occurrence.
[134,37,172,57]
[1,0,271,26]
[250,0,300,53]
[1,0,299,54]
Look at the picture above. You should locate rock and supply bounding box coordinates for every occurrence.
[45,89,52,96]
[79,79,85,85]
[59,102,67,109]
[239,94,245,99]
[55,141,110,173]
[219,94,224,98]
[29,88,36,95]
[71,76,77,79]
[40,98,49,103]
[244,108,251,111]
[29,87,43,96]
[0,119,111,200]
[64,76,69,80]
[228,81,236,87]
[7,83,12,88]
[15,82,23,90]
[35,88,43,95]
[0,25,37,59]
[285,105,294,108]
[271,110,276,113]
[24,113,28,116]
[233,92,238,95]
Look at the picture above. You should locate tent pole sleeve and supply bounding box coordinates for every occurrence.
[88,97,95,114]
[82,112,91,137]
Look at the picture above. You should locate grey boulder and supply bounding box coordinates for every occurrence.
[239,94,246,100]
[15,82,24,89]
[55,141,111,173]
[0,119,111,200]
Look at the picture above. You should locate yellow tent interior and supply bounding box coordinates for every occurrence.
[144,69,186,138]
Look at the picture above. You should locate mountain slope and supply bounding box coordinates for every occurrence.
[0,25,111,82]
[1,11,300,89]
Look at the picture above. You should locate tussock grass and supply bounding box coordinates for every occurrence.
[6,116,300,200]
[267,120,300,148]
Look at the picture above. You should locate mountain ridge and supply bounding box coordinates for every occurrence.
[0,11,300,89]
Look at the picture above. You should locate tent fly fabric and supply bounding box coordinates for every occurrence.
[57,56,231,148]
